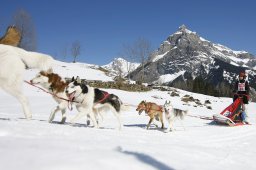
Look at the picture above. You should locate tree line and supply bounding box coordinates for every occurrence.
[172,76,233,97]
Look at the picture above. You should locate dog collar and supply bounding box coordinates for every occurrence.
[71,92,84,104]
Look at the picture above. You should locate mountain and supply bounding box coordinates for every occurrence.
[129,25,256,98]
[102,58,140,78]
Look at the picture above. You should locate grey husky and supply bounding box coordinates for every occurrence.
[163,100,188,132]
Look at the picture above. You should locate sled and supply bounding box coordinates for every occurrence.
[213,97,248,126]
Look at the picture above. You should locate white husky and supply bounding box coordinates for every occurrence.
[0,44,54,119]
[163,100,188,132]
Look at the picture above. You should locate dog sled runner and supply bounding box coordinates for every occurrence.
[213,97,249,126]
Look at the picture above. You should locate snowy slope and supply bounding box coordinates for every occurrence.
[0,61,256,170]
[25,60,114,82]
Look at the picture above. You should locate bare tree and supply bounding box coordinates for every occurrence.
[71,41,81,63]
[124,37,152,82]
[12,8,37,51]
[121,43,137,80]
[137,38,152,82]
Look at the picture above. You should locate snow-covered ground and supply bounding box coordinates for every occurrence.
[0,62,256,170]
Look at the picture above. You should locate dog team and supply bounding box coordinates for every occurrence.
[30,70,188,132]
[0,26,187,132]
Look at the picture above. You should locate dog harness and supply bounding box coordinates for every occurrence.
[97,91,110,103]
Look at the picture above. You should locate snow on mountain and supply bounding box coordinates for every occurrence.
[154,71,186,84]
[150,25,254,67]
[102,58,140,78]
[0,60,256,170]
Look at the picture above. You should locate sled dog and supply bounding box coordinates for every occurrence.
[65,77,123,129]
[0,44,53,119]
[136,100,164,129]
[163,100,188,132]
[30,70,69,123]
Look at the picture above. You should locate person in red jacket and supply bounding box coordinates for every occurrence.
[233,72,250,124]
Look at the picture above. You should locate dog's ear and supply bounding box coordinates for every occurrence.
[74,80,79,86]
[81,84,88,93]
[47,68,53,74]
[71,76,75,82]
[76,76,81,84]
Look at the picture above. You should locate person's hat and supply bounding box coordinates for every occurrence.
[239,72,246,78]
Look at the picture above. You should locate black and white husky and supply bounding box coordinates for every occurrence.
[163,100,188,132]
[65,77,123,129]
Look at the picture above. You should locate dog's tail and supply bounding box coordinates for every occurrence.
[120,103,131,112]
[18,48,54,71]
[181,110,188,119]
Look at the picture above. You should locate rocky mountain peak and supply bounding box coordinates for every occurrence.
[129,25,256,99]
[179,24,187,31]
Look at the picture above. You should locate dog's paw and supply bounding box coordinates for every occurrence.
[48,115,55,123]
[94,125,99,129]
[164,129,171,133]
[60,117,66,124]
[25,114,32,120]
[87,120,90,126]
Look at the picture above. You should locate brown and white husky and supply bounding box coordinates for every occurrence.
[30,69,70,123]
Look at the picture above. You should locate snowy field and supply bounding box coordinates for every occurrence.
[1,64,256,170]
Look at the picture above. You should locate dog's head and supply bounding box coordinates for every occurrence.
[136,100,147,115]
[30,69,53,85]
[65,76,88,101]
[163,100,172,114]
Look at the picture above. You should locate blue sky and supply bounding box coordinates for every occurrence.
[1,0,256,65]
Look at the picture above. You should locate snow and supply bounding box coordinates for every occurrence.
[212,44,251,66]
[230,61,239,66]
[214,43,234,52]
[102,58,140,77]
[154,71,186,84]
[1,61,256,170]
[52,61,113,81]
[199,37,210,42]
[151,51,169,62]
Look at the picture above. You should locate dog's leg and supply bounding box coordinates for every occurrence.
[165,118,174,132]
[110,107,123,130]
[49,106,60,123]
[58,102,68,123]
[60,109,67,124]
[147,117,154,130]
[88,109,99,128]
[160,113,164,129]
[93,108,102,125]
[86,114,91,126]
[180,119,186,131]
[70,111,86,124]
[165,123,172,132]
[2,84,32,119]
